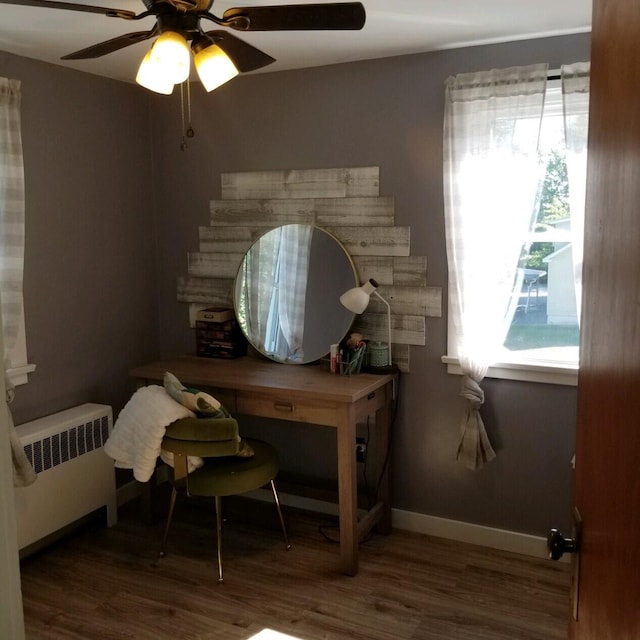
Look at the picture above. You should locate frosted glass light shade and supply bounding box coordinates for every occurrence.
[136,48,174,95]
[149,30,190,84]
[194,43,238,92]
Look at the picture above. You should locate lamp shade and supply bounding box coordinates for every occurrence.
[136,47,174,95]
[149,30,191,85]
[193,40,239,92]
[339,279,378,314]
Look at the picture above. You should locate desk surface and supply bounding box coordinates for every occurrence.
[131,355,395,404]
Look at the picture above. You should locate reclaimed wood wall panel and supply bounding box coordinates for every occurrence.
[188,252,244,279]
[352,313,426,346]
[221,167,379,199]
[352,256,395,286]
[314,196,395,227]
[393,256,428,286]
[327,226,411,257]
[371,285,442,318]
[178,276,234,306]
[177,167,443,373]
[210,199,315,227]
[209,196,395,229]
[352,256,429,287]
[199,226,255,254]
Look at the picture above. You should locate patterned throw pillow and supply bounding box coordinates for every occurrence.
[163,371,230,418]
[163,371,254,458]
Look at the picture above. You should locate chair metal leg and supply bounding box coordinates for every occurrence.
[270,479,291,550]
[159,486,178,558]
[215,495,224,583]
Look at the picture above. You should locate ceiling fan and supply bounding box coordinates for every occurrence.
[0,0,366,92]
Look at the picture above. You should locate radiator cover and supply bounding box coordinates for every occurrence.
[13,403,117,551]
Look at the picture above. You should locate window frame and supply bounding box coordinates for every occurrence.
[442,75,581,387]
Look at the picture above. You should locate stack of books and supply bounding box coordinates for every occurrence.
[195,308,247,359]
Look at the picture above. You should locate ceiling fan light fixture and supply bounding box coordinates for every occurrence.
[193,40,239,92]
[150,30,191,84]
[135,47,174,95]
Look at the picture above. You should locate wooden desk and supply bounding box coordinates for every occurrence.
[130,355,396,576]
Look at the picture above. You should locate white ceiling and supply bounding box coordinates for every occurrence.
[0,0,592,84]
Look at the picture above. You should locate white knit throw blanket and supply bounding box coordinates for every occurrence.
[104,385,201,482]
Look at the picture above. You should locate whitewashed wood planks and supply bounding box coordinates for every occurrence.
[353,313,426,346]
[326,225,410,257]
[188,252,244,279]
[221,166,380,199]
[210,198,315,227]
[177,166,443,373]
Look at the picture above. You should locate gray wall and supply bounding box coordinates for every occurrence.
[150,33,588,536]
[1,30,589,538]
[0,51,160,424]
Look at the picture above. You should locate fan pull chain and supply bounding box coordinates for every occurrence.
[179,82,195,151]
[186,80,195,139]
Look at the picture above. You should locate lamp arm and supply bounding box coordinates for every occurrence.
[373,290,392,366]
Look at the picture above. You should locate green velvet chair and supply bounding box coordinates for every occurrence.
[159,417,291,583]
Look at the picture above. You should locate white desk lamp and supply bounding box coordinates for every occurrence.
[340,278,392,367]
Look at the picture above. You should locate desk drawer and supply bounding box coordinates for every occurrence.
[236,393,337,427]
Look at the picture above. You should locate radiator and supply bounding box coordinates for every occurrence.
[13,403,117,551]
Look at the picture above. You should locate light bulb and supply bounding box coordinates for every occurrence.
[150,30,191,85]
[136,47,174,95]
[193,42,238,92]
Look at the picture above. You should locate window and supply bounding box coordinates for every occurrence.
[442,65,589,386]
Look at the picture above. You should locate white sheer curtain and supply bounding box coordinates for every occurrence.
[238,224,312,361]
[0,78,34,487]
[561,63,590,322]
[443,64,548,470]
[277,224,311,362]
[239,230,279,354]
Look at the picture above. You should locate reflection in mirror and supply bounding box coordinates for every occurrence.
[234,224,358,364]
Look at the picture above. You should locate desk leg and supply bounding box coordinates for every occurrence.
[374,383,393,534]
[336,405,358,576]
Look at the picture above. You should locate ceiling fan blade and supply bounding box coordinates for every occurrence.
[205,30,275,73]
[0,0,136,19]
[61,30,156,60]
[222,2,366,32]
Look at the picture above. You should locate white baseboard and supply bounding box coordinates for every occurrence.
[391,508,557,561]
[117,482,557,561]
[246,490,556,561]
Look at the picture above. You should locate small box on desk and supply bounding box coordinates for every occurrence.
[195,308,247,359]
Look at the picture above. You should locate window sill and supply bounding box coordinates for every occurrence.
[441,355,577,386]
[7,363,36,386]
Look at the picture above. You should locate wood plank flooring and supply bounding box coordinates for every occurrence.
[19,497,570,640]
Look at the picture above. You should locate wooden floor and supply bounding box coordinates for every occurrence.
[20,497,570,640]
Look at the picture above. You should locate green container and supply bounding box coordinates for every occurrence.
[368,342,389,368]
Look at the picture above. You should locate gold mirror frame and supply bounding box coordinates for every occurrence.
[233,224,358,364]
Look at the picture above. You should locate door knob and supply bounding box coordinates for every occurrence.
[547,528,578,560]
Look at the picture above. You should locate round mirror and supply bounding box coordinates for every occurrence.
[234,224,357,364]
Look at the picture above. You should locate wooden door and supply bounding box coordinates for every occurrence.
[570,0,640,637]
